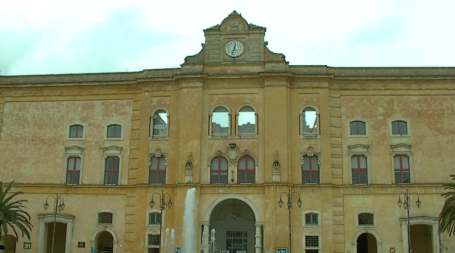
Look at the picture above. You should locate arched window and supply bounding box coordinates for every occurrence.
[237,105,256,135]
[151,110,168,137]
[106,124,122,138]
[351,155,368,185]
[68,124,84,138]
[391,120,408,135]
[149,157,166,184]
[210,156,228,184]
[238,156,255,184]
[211,106,230,136]
[66,157,81,185]
[302,155,319,184]
[350,121,366,135]
[300,106,320,137]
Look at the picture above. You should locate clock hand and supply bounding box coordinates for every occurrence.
[231,44,237,55]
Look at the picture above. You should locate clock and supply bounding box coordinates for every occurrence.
[225,40,244,57]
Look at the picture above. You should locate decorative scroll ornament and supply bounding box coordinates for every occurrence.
[273,150,280,172]
[148,148,168,167]
[300,146,321,166]
[186,152,193,173]
[227,143,239,164]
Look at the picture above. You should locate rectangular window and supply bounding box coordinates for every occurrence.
[392,121,407,135]
[105,157,120,185]
[98,212,113,224]
[302,156,320,184]
[358,213,374,225]
[66,157,81,185]
[69,125,84,138]
[147,234,160,253]
[149,157,166,184]
[107,124,122,138]
[351,155,368,185]
[305,213,318,225]
[148,213,162,225]
[305,236,319,247]
[350,121,366,135]
[394,155,410,184]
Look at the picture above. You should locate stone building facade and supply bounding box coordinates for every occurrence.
[1,11,455,253]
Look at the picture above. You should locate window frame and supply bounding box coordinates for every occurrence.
[348,119,368,137]
[303,233,321,251]
[210,156,229,184]
[101,146,123,185]
[145,233,162,253]
[147,211,162,226]
[237,155,255,184]
[209,104,231,138]
[348,144,371,185]
[301,147,321,184]
[390,143,413,184]
[356,212,376,227]
[96,211,114,226]
[303,210,321,227]
[67,123,86,140]
[300,105,320,139]
[62,146,84,185]
[150,108,169,140]
[235,104,258,138]
[104,123,124,140]
[148,148,168,185]
[389,119,410,137]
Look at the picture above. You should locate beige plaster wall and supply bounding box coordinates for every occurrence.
[0,100,132,185]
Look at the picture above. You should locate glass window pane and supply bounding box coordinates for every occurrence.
[400,122,407,134]
[211,159,219,171]
[303,109,317,134]
[303,156,310,170]
[112,172,118,185]
[358,122,366,134]
[238,157,245,170]
[350,122,357,135]
[303,172,310,183]
[220,158,227,171]
[238,172,245,183]
[211,174,218,183]
[359,156,367,168]
[360,171,368,184]
[312,172,320,183]
[394,156,401,169]
[66,173,73,184]
[108,125,115,137]
[395,172,402,184]
[220,173,227,183]
[159,158,165,170]
[150,172,157,184]
[113,158,120,170]
[401,156,409,168]
[115,125,122,137]
[247,157,254,170]
[77,126,83,137]
[151,157,158,170]
[310,157,318,170]
[247,172,254,183]
[105,172,111,184]
[403,172,410,183]
[158,171,165,184]
[70,126,77,137]
[352,172,359,184]
[392,121,399,134]
[351,156,358,169]
[73,172,80,184]
[75,158,81,171]
[106,159,112,170]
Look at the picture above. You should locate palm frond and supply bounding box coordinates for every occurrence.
[439,174,455,236]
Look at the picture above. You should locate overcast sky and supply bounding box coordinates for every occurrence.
[1,0,454,76]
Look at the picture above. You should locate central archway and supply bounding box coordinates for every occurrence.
[202,195,263,253]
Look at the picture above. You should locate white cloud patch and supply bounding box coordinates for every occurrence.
[1,0,454,75]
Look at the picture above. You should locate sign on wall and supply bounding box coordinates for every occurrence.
[276,248,288,253]
[78,242,85,248]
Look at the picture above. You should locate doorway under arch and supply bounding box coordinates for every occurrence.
[0,234,16,253]
[352,230,382,253]
[209,199,256,253]
[410,224,433,253]
[90,228,118,253]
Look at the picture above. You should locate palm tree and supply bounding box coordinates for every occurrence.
[439,174,455,236]
[0,181,33,243]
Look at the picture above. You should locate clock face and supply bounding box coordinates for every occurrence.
[225,40,244,57]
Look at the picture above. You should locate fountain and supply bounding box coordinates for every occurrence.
[182,188,197,253]
[165,228,170,253]
[170,229,175,253]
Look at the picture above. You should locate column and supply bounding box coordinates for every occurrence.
[38,219,46,253]
[432,218,440,253]
[255,222,263,253]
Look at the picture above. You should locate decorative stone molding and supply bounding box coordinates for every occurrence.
[348,144,370,157]
[300,146,321,166]
[390,143,412,155]
[148,148,168,167]
[272,150,281,183]
[185,152,193,183]
[227,143,239,164]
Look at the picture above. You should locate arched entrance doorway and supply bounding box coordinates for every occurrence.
[356,233,377,253]
[400,216,439,253]
[410,224,433,253]
[210,199,255,253]
[90,228,118,253]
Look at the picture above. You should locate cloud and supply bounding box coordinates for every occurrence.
[0,0,454,75]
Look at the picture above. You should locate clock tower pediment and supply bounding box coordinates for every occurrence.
[182,11,288,73]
